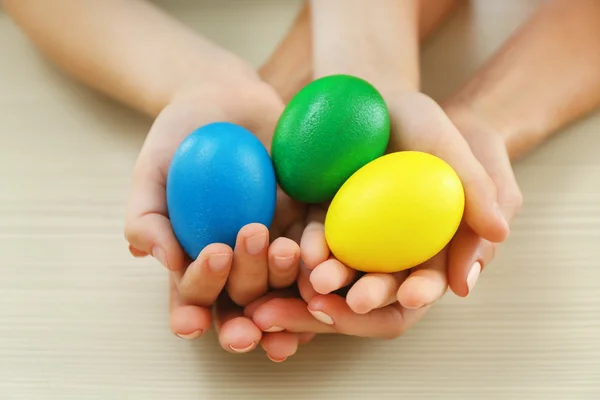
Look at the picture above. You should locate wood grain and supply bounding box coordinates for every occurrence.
[1,1,599,399]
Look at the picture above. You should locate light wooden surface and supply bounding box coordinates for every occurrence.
[1,1,599,399]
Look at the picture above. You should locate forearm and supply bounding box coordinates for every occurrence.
[258,3,312,103]
[310,0,420,93]
[4,0,258,117]
[444,0,600,160]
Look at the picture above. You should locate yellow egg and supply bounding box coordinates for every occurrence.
[324,151,465,273]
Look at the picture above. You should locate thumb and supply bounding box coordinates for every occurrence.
[124,160,187,272]
[390,94,510,243]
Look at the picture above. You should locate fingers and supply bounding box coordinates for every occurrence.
[309,258,357,295]
[252,294,433,340]
[125,212,187,271]
[297,263,319,302]
[227,223,269,306]
[214,294,262,354]
[308,295,408,339]
[389,93,509,243]
[268,237,301,289]
[168,274,212,339]
[300,207,330,269]
[346,271,409,314]
[448,224,495,297]
[175,243,233,308]
[260,332,299,362]
[244,289,298,321]
[124,138,188,271]
[397,251,448,309]
[128,244,148,258]
[298,333,316,344]
[244,291,307,362]
[478,134,524,222]
[448,132,523,297]
[253,295,425,339]
[253,297,337,334]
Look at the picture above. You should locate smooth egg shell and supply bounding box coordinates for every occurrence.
[324,151,465,273]
[271,74,390,203]
[167,122,276,259]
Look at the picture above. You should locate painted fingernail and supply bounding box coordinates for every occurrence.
[267,354,288,363]
[274,256,295,270]
[229,342,256,353]
[467,261,482,294]
[264,326,285,333]
[208,253,232,272]
[152,246,168,269]
[308,309,334,325]
[176,330,203,340]
[246,234,267,255]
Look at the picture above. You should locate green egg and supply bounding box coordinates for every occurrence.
[271,74,390,203]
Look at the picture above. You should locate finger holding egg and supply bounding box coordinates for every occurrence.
[272,75,466,319]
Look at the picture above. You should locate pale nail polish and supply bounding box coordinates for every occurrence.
[308,309,334,325]
[229,342,256,353]
[246,234,267,255]
[176,330,202,340]
[267,354,287,363]
[152,246,168,269]
[208,253,231,272]
[467,261,482,294]
[264,326,285,333]
[274,256,295,270]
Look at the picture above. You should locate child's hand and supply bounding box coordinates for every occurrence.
[123,81,307,354]
[287,92,517,337]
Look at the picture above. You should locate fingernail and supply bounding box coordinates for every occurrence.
[267,354,287,363]
[208,253,232,272]
[246,234,267,255]
[274,256,295,270]
[467,261,482,294]
[152,246,168,269]
[176,330,203,340]
[229,342,256,353]
[308,309,334,325]
[264,326,285,333]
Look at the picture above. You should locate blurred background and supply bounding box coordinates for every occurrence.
[1,1,599,399]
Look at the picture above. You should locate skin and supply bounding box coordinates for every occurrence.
[3,0,307,359]
[4,0,465,361]
[7,0,600,359]
[253,0,600,338]
[299,0,510,325]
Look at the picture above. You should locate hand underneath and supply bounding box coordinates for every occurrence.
[248,91,518,339]
[123,78,307,358]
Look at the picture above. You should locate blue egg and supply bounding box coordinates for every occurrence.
[166,122,277,259]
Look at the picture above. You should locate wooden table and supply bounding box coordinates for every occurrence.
[1,1,599,398]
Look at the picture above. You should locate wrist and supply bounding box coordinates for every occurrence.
[311,0,420,94]
[315,63,419,96]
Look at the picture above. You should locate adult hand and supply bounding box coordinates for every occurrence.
[249,92,515,338]
[442,104,523,296]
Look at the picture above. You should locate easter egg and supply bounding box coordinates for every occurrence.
[324,151,465,273]
[166,122,276,259]
[272,74,390,203]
